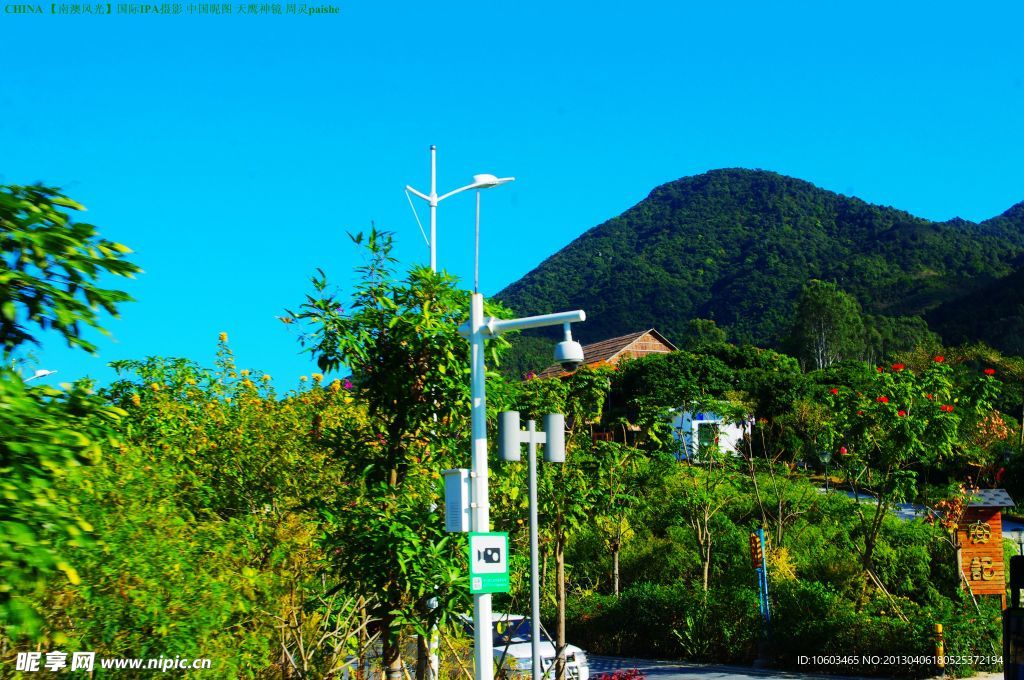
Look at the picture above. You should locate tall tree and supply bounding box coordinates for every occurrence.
[288,229,507,680]
[681,318,727,348]
[0,185,138,638]
[786,280,865,371]
[512,367,611,680]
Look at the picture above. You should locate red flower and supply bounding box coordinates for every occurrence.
[939,404,954,413]
[984,368,996,376]
[857,410,864,416]
[876,396,889,403]
[898,410,907,417]
[829,388,839,395]
[891,363,905,372]
[934,355,945,363]
[925,393,933,400]
[877,366,884,373]
[839,446,848,455]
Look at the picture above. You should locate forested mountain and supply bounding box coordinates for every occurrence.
[928,263,1024,356]
[496,169,1024,370]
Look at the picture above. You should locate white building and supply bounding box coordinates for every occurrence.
[670,409,751,460]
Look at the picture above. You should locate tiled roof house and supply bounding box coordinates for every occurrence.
[536,329,676,379]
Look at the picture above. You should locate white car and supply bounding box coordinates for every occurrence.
[471,613,590,680]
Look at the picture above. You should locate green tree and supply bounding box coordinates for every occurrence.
[612,350,733,444]
[12,342,366,676]
[288,229,504,680]
[863,314,941,365]
[590,439,650,597]
[821,358,1001,600]
[786,280,865,371]
[666,399,747,592]
[0,375,125,639]
[509,367,611,680]
[1,185,138,640]
[0,184,140,357]
[680,318,727,348]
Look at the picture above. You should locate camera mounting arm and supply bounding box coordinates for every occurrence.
[459,308,586,338]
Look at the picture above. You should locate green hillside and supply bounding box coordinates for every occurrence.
[928,263,1024,356]
[496,169,1024,370]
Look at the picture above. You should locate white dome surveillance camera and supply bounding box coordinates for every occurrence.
[553,324,584,372]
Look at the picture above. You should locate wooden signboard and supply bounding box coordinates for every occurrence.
[957,507,1005,596]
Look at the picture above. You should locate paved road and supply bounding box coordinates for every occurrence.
[589,655,869,680]
[588,655,1001,680]
[826,488,1024,536]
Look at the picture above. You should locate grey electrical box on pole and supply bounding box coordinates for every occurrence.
[442,468,471,533]
[543,413,565,463]
[498,411,522,462]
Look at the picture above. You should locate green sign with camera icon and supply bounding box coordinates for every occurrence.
[468,532,510,594]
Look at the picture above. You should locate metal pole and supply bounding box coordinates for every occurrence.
[528,420,541,680]
[757,528,771,625]
[425,145,439,674]
[474,190,481,293]
[470,292,493,680]
[429,145,437,272]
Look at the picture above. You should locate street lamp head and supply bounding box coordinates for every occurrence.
[472,174,515,189]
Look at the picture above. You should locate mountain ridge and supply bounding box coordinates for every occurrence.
[495,168,1024,367]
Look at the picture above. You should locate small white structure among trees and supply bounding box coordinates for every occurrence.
[669,410,751,460]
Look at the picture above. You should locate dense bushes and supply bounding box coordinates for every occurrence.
[564,582,759,662]
[771,579,1001,678]
[560,469,1007,678]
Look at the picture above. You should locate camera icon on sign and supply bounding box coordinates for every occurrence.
[478,547,502,564]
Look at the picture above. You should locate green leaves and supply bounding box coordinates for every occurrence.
[0,367,122,639]
[288,227,501,653]
[0,184,140,358]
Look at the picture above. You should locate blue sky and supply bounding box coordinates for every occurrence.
[3,1,1023,390]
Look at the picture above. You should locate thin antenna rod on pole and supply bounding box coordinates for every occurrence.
[430,145,437,272]
[405,189,429,247]
[474,190,481,293]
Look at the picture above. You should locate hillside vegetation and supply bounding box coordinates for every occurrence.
[497,169,1024,372]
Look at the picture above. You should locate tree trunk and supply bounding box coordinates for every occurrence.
[612,543,620,597]
[356,599,368,680]
[556,533,566,680]
[384,636,404,680]
[701,541,711,592]
[415,598,432,680]
[416,631,429,680]
[382,614,403,680]
[542,546,548,594]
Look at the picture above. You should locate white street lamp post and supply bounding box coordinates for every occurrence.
[405,145,514,272]
[407,148,512,680]
[460,306,584,680]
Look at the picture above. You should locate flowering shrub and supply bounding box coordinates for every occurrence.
[820,358,1002,581]
[597,670,646,680]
